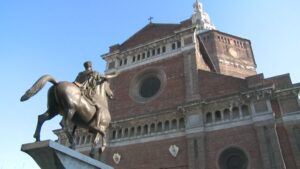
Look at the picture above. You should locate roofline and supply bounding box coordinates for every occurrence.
[120,23,181,47]
[202,29,251,42]
[101,25,197,60]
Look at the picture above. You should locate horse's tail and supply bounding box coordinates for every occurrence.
[20,74,58,102]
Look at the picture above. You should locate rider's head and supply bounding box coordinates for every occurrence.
[83,61,92,71]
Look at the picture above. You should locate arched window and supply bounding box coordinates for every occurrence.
[150,123,155,133]
[130,127,135,137]
[232,107,239,119]
[157,48,161,55]
[215,111,221,122]
[171,119,177,129]
[111,130,116,140]
[242,105,250,117]
[124,128,129,137]
[162,46,166,53]
[118,129,122,138]
[157,122,162,132]
[152,49,155,56]
[172,43,176,50]
[206,112,213,123]
[136,126,142,136]
[137,54,141,60]
[143,125,148,135]
[165,120,170,131]
[136,126,141,136]
[179,118,185,129]
[223,109,230,121]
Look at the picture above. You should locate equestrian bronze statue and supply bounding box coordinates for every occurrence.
[20,62,118,158]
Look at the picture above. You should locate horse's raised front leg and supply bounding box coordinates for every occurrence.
[101,132,107,152]
[34,110,57,142]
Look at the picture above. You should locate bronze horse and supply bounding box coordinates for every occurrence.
[20,73,117,157]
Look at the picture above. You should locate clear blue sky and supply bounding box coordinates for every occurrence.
[0,0,299,168]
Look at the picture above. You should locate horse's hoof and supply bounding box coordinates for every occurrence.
[100,146,105,152]
[34,137,40,142]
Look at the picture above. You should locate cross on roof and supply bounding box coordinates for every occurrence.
[148,16,153,24]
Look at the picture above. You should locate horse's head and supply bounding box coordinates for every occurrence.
[96,79,113,100]
[104,80,114,100]
[95,71,118,101]
[107,92,114,100]
[104,71,120,79]
[102,72,119,99]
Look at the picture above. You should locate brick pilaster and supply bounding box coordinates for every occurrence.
[187,133,206,169]
[183,49,200,102]
[255,122,286,169]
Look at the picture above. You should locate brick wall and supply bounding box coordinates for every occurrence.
[279,96,300,114]
[198,70,247,99]
[109,54,186,120]
[266,74,293,89]
[104,137,188,169]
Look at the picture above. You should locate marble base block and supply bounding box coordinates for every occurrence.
[21,140,113,169]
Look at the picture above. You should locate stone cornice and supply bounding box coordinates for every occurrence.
[101,26,196,61]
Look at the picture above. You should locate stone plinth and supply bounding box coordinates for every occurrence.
[21,140,113,169]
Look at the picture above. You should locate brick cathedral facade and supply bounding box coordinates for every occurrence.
[55,1,300,169]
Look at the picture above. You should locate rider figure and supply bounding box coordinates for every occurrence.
[75,61,106,133]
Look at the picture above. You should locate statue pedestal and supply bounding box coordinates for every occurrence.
[21,140,113,169]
